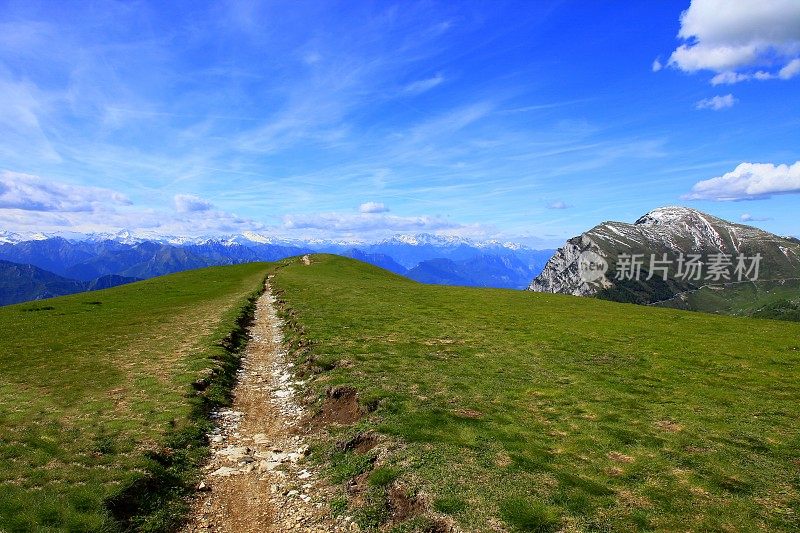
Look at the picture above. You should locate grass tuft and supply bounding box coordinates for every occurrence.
[499,497,560,533]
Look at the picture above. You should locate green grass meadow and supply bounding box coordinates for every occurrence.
[272,255,800,531]
[0,263,269,532]
[2,254,799,532]
[655,279,800,326]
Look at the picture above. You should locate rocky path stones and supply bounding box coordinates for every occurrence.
[182,278,358,532]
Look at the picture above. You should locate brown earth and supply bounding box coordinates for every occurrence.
[182,278,358,532]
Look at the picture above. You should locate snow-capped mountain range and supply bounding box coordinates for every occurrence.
[0,229,531,251]
[0,230,556,305]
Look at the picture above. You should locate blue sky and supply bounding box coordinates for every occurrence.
[0,0,798,246]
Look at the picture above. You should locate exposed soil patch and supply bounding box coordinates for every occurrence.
[655,419,683,432]
[340,432,379,455]
[607,451,634,463]
[387,484,425,522]
[494,452,512,468]
[345,471,373,509]
[453,408,483,419]
[311,386,364,427]
[684,445,710,454]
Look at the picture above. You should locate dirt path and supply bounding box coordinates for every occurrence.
[183,277,357,532]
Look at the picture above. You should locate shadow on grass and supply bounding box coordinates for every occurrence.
[104,281,266,532]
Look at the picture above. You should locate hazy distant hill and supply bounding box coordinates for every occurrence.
[0,260,139,306]
[407,253,541,289]
[342,248,408,275]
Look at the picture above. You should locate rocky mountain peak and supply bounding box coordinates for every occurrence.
[529,207,800,300]
[634,206,710,227]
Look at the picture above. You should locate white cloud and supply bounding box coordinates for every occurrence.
[0,171,267,237]
[683,161,800,201]
[547,200,570,210]
[174,194,213,213]
[695,94,737,110]
[282,212,460,233]
[0,206,269,239]
[670,43,759,73]
[779,58,800,79]
[651,58,663,72]
[710,71,752,85]
[740,213,770,222]
[358,201,389,213]
[712,61,800,84]
[0,171,130,212]
[666,0,800,82]
[403,73,444,94]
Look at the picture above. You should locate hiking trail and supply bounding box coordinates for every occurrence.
[183,277,358,532]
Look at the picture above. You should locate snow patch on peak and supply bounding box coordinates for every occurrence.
[0,230,24,244]
[383,233,470,246]
[477,239,526,251]
[0,231,50,243]
[239,231,272,244]
[634,206,703,226]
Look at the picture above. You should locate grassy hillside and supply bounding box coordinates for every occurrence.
[653,278,800,321]
[0,263,269,532]
[272,255,800,532]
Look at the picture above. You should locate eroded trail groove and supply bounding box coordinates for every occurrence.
[184,278,355,532]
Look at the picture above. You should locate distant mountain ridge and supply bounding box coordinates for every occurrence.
[0,231,554,304]
[407,253,541,288]
[529,206,800,306]
[0,260,139,306]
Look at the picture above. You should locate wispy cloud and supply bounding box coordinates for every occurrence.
[651,58,663,72]
[695,94,736,110]
[174,194,213,213]
[1,2,794,242]
[282,212,460,233]
[0,171,130,212]
[740,213,771,222]
[403,73,444,94]
[358,202,389,213]
[0,171,264,237]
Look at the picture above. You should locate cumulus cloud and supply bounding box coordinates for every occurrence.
[0,170,131,211]
[547,200,570,210]
[695,94,737,110]
[683,161,800,201]
[664,0,800,83]
[358,201,389,214]
[174,194,213,213]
